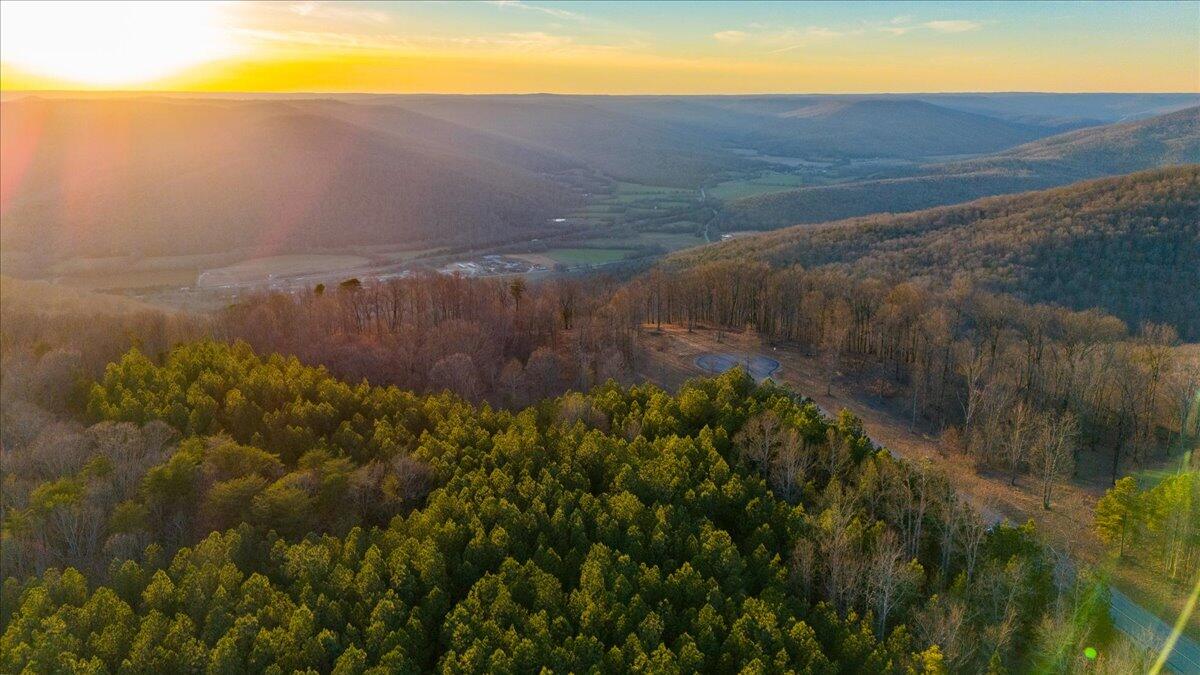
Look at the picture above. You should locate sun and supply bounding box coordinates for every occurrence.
[0,1,238,87]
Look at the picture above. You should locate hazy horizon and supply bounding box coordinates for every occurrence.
[2,1,1197,94]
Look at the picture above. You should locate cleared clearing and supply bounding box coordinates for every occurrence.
[199,254,370,285]
[544,248,631,266]
[708,172,807,200]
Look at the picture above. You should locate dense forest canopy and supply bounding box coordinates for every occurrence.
[691,166,1200,338]
[1,341,1123,673]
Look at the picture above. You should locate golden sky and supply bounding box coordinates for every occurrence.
[2,1,1197,94]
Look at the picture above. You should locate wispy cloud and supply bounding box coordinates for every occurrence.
[881,16,914,35]
[924,20,982,33]
[236,27,409,51]
[239,27,597,54]
[287,1,390,24]
[769,27,864,53]
[803,26,847,40]
[712,30,748,44]
[715,25,861,53]
[485,1,586,22]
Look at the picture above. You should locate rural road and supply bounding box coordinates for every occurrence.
[693,347,1197,672]
[1109,587,1200,674]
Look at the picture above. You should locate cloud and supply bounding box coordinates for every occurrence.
[287,1,390,24]
[882,16,913,33]
[766,26,862,53]
[236,27,408,50]
[803,26,845,39]
[713,30,748,44]
[495,31,574,50]
[924,20,982,33]
[486,1,585,22]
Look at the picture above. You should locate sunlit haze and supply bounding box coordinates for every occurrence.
[1,1,239,86]
[1,0,1197,93]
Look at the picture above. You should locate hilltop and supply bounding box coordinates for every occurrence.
[687,167,1200,336]
[718,106,1200,231]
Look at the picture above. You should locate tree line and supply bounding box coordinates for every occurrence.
[629,260,1198,490]
[217,273,639,408]
[1095,472,1199,585]
[695,167,1200,339]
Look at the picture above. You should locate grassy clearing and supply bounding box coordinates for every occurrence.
[53,269,200,291]
[581,232,707,251]
[544,248,632,266]
[632,232,708,250]
[1112,560,1200,641]
[708,172,807,200]
[615,181,696,197]
[209,254,369,276]
[199,254,370,286]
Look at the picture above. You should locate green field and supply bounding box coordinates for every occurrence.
[544,248,632,266]
[565,181,705,244]
[581,232,707,252]
[708,172,807,200]
[614,181,696,198]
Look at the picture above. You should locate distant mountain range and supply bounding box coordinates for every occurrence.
[0,97,583,258]
[718,106,1199,231]
[684,166,1200,337]
[1,93,1195,262]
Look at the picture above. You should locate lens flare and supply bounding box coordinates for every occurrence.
[0,1,237,86]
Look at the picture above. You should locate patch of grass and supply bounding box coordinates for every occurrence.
[544,248,632,266]
[1111,559,1200,642]
[708,172,807,200]
[209,254,369,277]
[607,182,698,204]
[635,232,707,250]
[581,232,706,252]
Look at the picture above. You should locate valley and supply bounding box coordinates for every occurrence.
[2,86,1198,674]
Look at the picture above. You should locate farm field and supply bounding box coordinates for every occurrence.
[543,248,631,266]
[567,181,702,226]
[198,254,371,286]
[610,181,697,203]
[580,231,707,251]
[53,269,202,291]
[707,171,808,200]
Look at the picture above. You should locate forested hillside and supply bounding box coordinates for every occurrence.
[1,341,1122,673]
[0,98,582,258]
[719,106,1199,231]
[736,99,1045,158]
[973,104,1200,173]
[696,167,1200,338]
[215,274,639,406]
[4,95,1194,265]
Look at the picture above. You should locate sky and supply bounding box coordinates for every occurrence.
[1,0,1197,94]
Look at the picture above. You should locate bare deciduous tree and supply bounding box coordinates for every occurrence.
[1030,411,1077,509]
[769,429,814,502]
[867,529,919,636]
[736,410,783,470]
